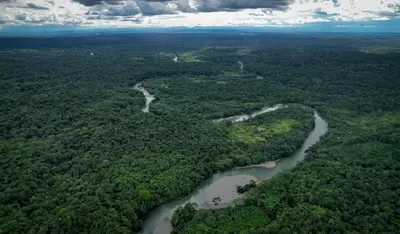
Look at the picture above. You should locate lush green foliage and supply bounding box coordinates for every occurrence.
[168,36,400,233]
[237,180,257,194]
[171,203,198,234]
[0,34,314,233]
[0,33,399,233]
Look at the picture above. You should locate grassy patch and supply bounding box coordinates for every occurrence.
[188,77,227,84]
[189,78,208,83]
[229,119,298,144]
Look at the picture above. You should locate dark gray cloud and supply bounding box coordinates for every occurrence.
[137,1,176,15]
[390,4,400,12]
[74,0,294,14]
[72,0,125,6]
[179,0,293,14]
[73,0,176,6]
[314,8,328,15]
[86,1,141,16]
[82,0,177,16]
[212,0,292,10]
[24,3,50,10]
[13,13,46,23]
[313,8,339,17]
[96,0,293,17]
[106,4,141,16]
[381,3,400,16]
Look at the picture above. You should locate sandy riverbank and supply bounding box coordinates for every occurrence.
[203,174,259,206]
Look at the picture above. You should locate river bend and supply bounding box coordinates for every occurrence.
[140,106,328,234]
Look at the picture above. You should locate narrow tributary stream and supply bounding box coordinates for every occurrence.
[134,83,155,113]
[140,106,328,234]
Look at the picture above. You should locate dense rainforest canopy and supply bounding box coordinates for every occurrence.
[0,33,399,233]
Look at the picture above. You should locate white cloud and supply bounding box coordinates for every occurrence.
[0,0,399,27]
[1,0,88,25]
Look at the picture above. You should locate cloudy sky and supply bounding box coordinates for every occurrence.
[0,0,399,28]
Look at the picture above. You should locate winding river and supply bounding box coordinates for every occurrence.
[212,104,286,123]
[134,83,155,113]
[140,106,328,234]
